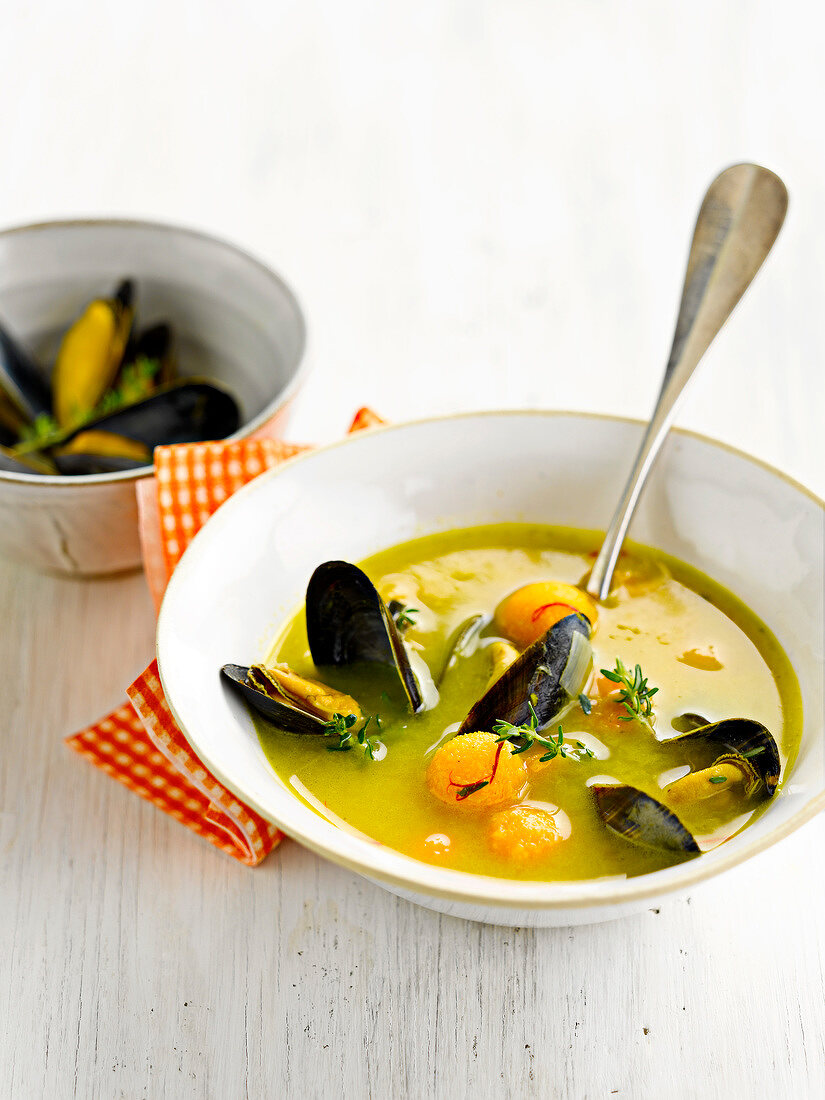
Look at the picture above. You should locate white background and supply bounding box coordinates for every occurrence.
[1,2,823,1097]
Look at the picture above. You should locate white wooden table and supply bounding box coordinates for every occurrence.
[1,2,823,1096]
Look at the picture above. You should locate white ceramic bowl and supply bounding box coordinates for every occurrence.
[157,412,824,926]
[0,219,307,575]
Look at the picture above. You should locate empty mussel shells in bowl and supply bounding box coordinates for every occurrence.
[1,278,242,478]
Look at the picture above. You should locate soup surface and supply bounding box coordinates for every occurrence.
[253,524,801,881]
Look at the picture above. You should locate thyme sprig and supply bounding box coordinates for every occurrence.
[18,412,60,447]
[455,779,490,800]
[322,712,384,760]
[394,606,419,629]
[600,657,658,732]
[492,701,594,763]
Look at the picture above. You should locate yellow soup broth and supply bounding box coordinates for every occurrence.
[255,525,801,882]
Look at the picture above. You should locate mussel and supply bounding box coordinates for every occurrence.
[0,392,27,449]
[223,563,433,737]
[436,612,486,686]
[306,561,426,712]
[132,322,176,386]
[458,612,592,736]
[0,279,242,477]
[664,716,781,803]
[591,717,780,854]
[60,379,240,450]
[486,640,520,691]
[221,662,361,734]
[0,444,56,476]
[592,783,700,854]
[52,280,135,427]
[0,319,52,421]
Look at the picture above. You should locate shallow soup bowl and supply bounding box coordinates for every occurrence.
[157,412,824,927]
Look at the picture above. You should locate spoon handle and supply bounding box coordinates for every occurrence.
[585,163,788,601]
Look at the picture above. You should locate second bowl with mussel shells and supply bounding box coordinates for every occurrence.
[0,219,307,575]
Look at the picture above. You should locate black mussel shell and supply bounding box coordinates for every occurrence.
[0,444,57,475]
[133,323,175,383]
[220,664,327,735]
[0,318,52,421]
[114,279,135,311]
[436,612,487,686]
[458,612,591,735]
[0,448,27,474]
[64,379,241,450]
[0,391,27,448]
[134,323,171,360]
[0,444,56,475]
[592,784,700,854]
[306,561,423,712]
[670,716,781,796]
[0,420,17,450]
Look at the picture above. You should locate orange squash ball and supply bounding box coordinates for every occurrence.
[494,581,597,649]
[487,804,571,863]
[426,731,527,810]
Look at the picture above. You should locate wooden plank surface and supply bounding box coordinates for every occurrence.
[1,1,824,1097]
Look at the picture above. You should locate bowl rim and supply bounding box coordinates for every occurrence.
[157,409,825,910]
[0,215,309,488]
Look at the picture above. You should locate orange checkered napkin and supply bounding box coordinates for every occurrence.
[66,408,385,866]
[137,437,309,612]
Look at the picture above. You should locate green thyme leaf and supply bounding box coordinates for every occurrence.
[493,704,592,765]
[599,657,658,732]
[455,779,490,800]
[322,711,383,760]
[394,606,419,629]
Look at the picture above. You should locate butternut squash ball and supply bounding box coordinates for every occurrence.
[494,581,597,649]
[487,804,571,863]
[426,731,527,810]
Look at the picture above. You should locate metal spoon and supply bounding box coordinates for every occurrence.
[585,163,788,601]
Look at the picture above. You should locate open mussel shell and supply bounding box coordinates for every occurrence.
[306,561,423,712]
[63,379,241,450]
[114,279,135,311]
[0,444,57,476]
[0,392,25,449]
[52,286,135,427]
[0,318,52,421]
[458,612,592,735]
[132,323,176,384]
[220,664,327,736]
[436,612,486,686]
[53,429,151,475]
[670,716,781,796]
[592,784,700,854]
